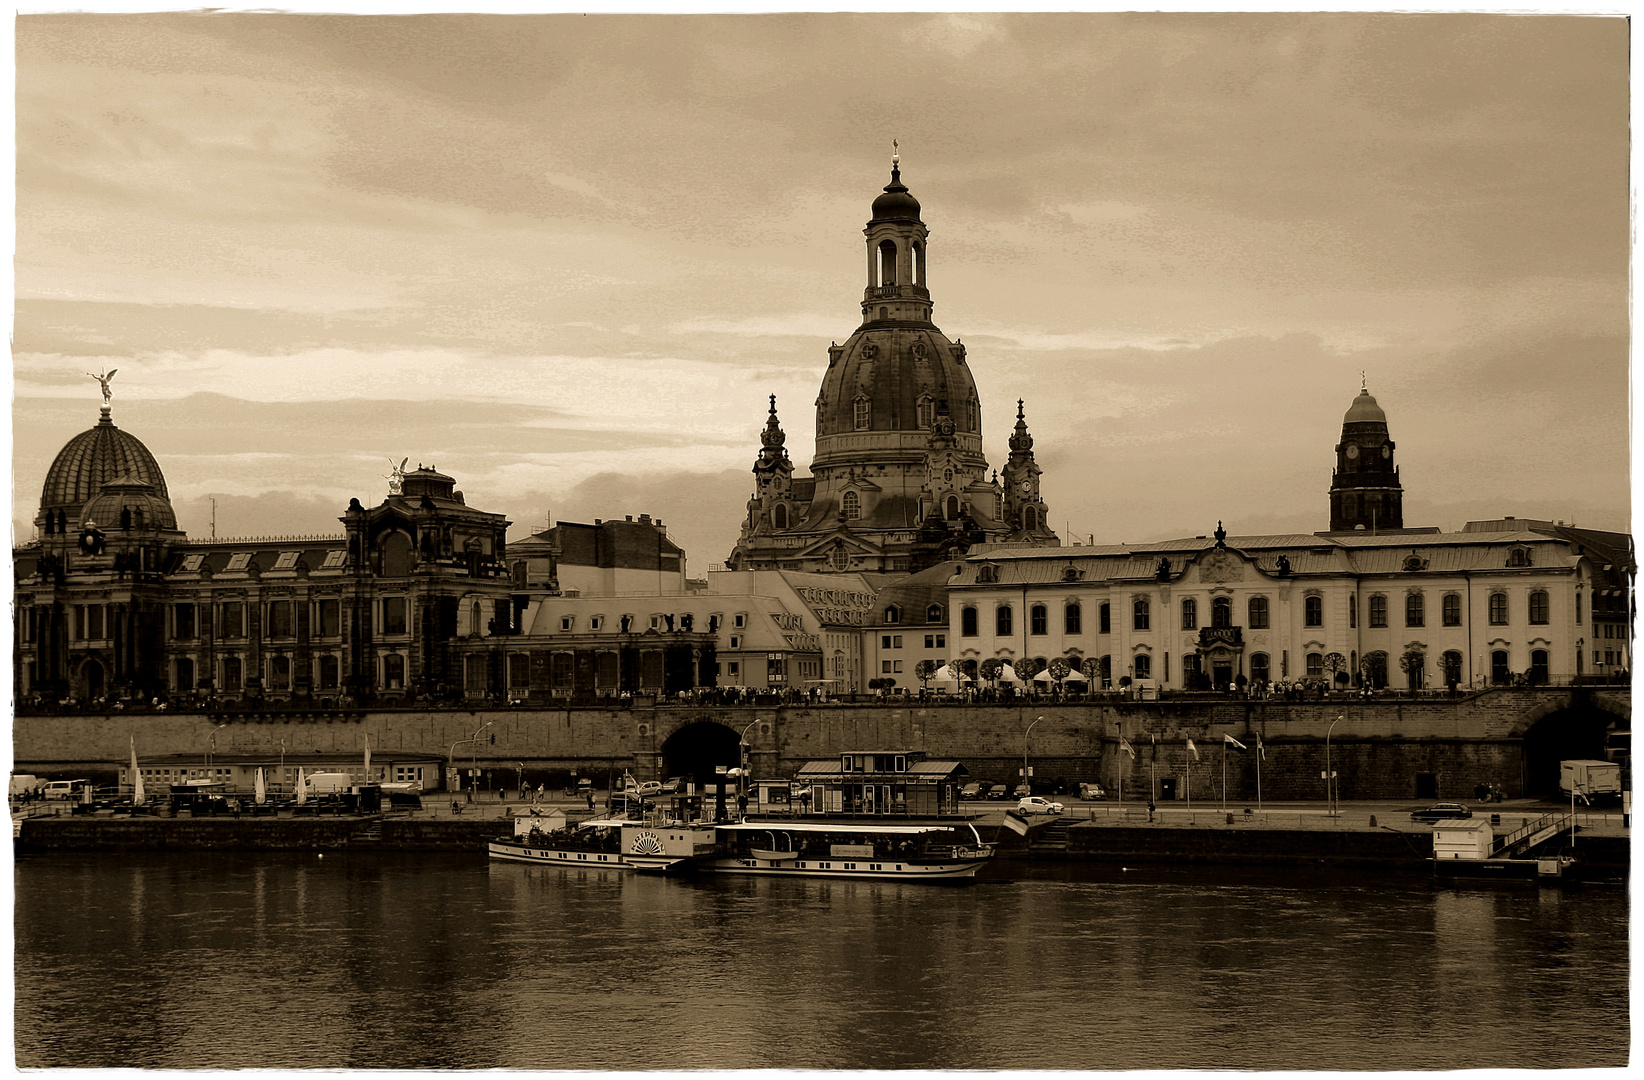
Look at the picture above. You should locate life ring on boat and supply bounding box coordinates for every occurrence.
[630,832,664,855]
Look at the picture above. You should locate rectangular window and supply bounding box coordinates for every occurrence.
[1065,605,1082,635]
[1405,593,1424,628]
[882,660,892,674]
[181,554,205,572]
[273,551,300,570]
[1181,599,1197,631]
[1304,596,1322,628]
[1134,654,1151,680]
[935,633,945,648]
[317,599,340,637]
[222,657,243,693]
[1030,606,1048,635]
[269,656,291,691]
[321,550,347,569]
[267,600,293,638]
[173,603,196,640]
[382,597,408,635]
[1349,594,1357,628]
[1100,603,1111,634]
[561,617,575,632]
[1248,597,1269,630]
[508,654,530,690]
[893,635,902,648]
[767,654,786,681]
[1368,595,1387,628]
[226,553,252,572]
[1529,591,1549,625]
[1489,593,1508,626]
[1132,600,1149,631]
[727,661,740,677]
[893,660,903,673]
[590,616,603,631]
[961,608,977,637]
[996,606,1013,636]
[729,635,741,649]
[733,614,746,628]
[1442,594,1462,627]
[318,655,339,690]
[882,635,892,649]
[220,603,245,639]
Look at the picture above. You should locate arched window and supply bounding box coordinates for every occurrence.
[1488,592,1508,625]
[1029,605,1048,635]
[1211,597,1232,628]
[945,495,960,520]
[996,605,1013,636]
[917,395,935,429]
[961,607,978,636]
[927,604,943,622]
[1305,595,1323,627]
[1490,650,1510,684]
[1349,594,1357,628]
[1368,594,1387,627]
[1065,603,1082,635]
[853,397,870,431]
[911,240,924,285]
[1365,651,1388,689]
[1405,592,1424,627]
[1248,596,1269,629]
[1250,653,1270,684]
[772,504,789,530]
[877,239,897,286]
[1023,506,1038,532]
[1576,592,1583,624]
[842,491,861,520]
[1181,598,1198,630]
[1132,599,1150,631]
[1528,591,1549,625]
[1442,593,1462,626]
[1133,654,1152,680]
[1441,651,1463,686]
[1305,652,1323,678]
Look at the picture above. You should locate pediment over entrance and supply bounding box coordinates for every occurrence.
[1196,547,1247,584]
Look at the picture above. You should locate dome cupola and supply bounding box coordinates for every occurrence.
[39,408,171,532]
[1329,379,1402,533]
[1343,388,1387,424]
[870,164,922,223]
[80,473,178,533]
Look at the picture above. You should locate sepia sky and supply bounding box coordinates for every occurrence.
[12,12,1631,569]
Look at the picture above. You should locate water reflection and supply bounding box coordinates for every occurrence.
[13,853,1628,1070]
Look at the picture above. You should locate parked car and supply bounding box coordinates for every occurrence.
[977,781,1006,800]
[959,782,983,800]
[1078,783,1106,801]
[660,777,684,793]
[635,781,663,797]
[1409,803,1473,823]
[1017,796,1064,815]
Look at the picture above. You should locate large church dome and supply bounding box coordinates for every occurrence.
[40,411,171,528]
[815,327,980,444]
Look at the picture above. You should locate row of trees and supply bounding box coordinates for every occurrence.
[909,655,1107,689]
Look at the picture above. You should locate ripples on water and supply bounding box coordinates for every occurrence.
[13,852,1628,1069]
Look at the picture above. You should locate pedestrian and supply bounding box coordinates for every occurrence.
[1147,798,1156,823]
[586,791,595,811]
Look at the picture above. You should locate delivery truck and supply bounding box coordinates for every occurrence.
[1560,759,1622,804]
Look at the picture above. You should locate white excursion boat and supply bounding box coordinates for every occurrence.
[488,813,634,868]
[618,819,995,882]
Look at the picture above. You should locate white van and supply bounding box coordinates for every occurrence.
[10,775,43,797]
[43,780,90,800]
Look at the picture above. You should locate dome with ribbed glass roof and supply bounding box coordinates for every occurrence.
[39,411,171,529]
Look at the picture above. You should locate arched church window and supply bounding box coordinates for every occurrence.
[878,239,897,286]
[917,395,935,429]
[912,241,924,285]
[772,505,789,530]
[945,495,959,520]
[854,397,870,430]
[842,491,860,520]
[1023,506,1038,531]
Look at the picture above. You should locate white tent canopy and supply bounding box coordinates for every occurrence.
[1062,667,1089,682]
[1032,667,1055,683]
[997,663,1022,684]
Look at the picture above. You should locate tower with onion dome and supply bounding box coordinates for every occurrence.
[1329,380,1404,532]
[728,153,1058,573]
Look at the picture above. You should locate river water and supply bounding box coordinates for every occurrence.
[13,851,1628,1070]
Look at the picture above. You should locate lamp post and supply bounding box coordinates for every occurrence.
[448,719,493,795]
[207,723,226,777]
[470,720,493,789]
[1023,715,1044,797]
[1326,714,1343,817]
[739,719,759,813]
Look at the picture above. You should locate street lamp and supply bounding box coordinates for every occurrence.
[447,719,494,794]
[207,723,226,776]
[1023,715,1044,796]
[738,719,760,812]
[1326,714,1344,817]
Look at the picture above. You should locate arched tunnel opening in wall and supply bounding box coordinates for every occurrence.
[661,721,744,789]
[1520,705,1629,796]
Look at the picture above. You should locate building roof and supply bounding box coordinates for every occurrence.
[1343,388,1388,424]
[40,411,170,524]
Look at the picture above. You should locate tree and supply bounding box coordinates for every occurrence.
[1080,657,1101,681]
[959,658,979,682]
[1014,656,1042,681]
[1399,648,1425,690]
[1323,652,1348,688]
[979,657,1003,685]
[1047,658,1071,681]
[914,659,938,689]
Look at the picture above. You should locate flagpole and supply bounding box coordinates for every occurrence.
[1116,721,1123,809]
[1221,738,1226,812]
[1257,736,1263,815]
[1185,741,1191,814]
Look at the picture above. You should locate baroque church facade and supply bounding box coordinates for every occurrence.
[727,158,1059,575]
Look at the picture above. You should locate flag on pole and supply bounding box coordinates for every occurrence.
[1119,737,1135,759]
[1186,739,1199,761]
[1002,811,1031,836]
[1224,734,1248,752]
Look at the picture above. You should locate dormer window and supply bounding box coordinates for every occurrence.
[590,616,603,631]
[884,606,900,624]
[321,550,347,569]
[181,554,205,572]
[1507,547,1533,568]
[274,551,300,570]
[226,553,252,572]
[842,491,861,520]
[560,616,574,632]
[853,396,871,430]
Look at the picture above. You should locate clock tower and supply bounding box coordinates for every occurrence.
[1000,400,1055,540]
[1328,382,1403,532]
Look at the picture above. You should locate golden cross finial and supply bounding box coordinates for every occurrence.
[892,138,899,167]
[1360,369,1368,392]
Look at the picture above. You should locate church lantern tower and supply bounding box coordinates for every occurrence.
[1000,400,1055,540]
[1329,381,1403,532]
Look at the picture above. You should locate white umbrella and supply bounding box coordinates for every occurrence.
[932,664,959,684]
[1062,668,1089,683]
[1032,667,1055,684]
[295,767,307,805]
[254,767,266,806]
[130,736,146,806]
[997,664,1022,684]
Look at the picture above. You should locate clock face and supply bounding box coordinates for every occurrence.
[1381,445,1391,459]
[1346,445,1359,459]
[1019,480,1032,494]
